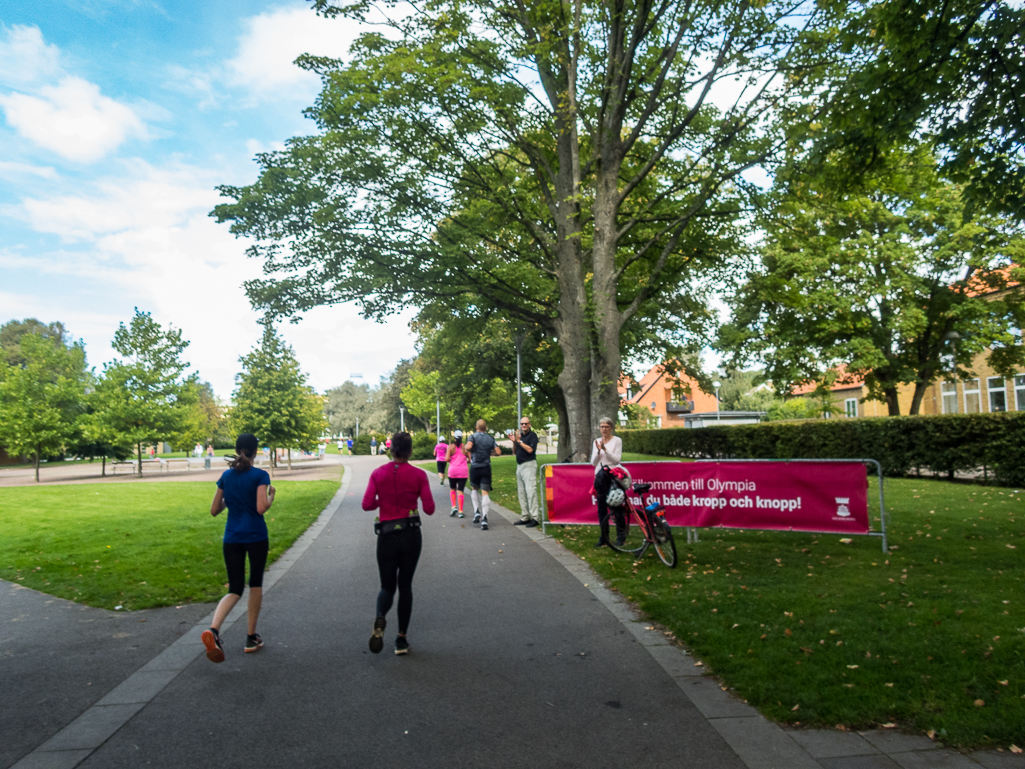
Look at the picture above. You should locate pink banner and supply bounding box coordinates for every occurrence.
[544,461,869,534]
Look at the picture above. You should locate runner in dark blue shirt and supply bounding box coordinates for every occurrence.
[201,433,275,663]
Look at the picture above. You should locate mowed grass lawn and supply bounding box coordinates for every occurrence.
[0,475,341,611]
[489,454,1025,749]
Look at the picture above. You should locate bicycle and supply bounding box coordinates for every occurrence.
[607,482,677,567]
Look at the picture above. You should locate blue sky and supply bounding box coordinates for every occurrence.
[0,0,417,400]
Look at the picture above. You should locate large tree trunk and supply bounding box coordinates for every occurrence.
[34,450,40,483]
[884,388,901,416]
[287,448,292,471]
[102,456,106,477]
[268,446,275,478]
[137,442,143,477]
[908,381,931,415]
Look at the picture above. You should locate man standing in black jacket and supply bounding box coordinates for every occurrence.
[511,416,540,528]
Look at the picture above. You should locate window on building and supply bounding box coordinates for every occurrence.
[1015,374,1025,411]
[941,381,958,414]
[845,398,858,418]
[625,388,633,400]
[963,378,981,413]
[987,377,1007,412]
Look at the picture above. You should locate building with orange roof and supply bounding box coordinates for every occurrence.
[618,365,722,428]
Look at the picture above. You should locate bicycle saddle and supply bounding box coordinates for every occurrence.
[632,482,652,494]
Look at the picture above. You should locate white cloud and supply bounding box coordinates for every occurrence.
[0,161,59,180]
[0,76,149,163]
[1,158,417,398]
[226,6,362,102]
[0,24,62,89]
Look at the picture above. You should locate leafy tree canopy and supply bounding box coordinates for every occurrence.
[721,145,1025,415]
[0,332,89,480]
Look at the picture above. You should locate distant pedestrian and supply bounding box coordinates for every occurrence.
[445,431,468,518]
[362,432,435,656]
[511,415,540,528]
[206,444,214,458]
[202,433,275,663]
[337,439,344,453]
[194,443,203,458]
[385,437,392,455]
[466,419,501,531]
[434,437,448,485]
[347,437,354,455]
[371,436,378,455]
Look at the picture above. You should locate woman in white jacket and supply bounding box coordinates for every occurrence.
[590,416,626,548]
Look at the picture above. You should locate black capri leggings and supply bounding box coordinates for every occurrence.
[375,527,423,635]
[223,540,269,596]
[448,477,466,491]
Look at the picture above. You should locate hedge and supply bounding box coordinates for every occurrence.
[620,412,1025,486]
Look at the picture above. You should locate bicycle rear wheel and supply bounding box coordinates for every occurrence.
[651,516,677,568]
[606,509,646,557]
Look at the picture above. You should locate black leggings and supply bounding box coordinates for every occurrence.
[448,477,466,491]
[223,540,269,596]
[375,527,423,634]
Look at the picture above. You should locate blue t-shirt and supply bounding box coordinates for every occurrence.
[216,467,271,543]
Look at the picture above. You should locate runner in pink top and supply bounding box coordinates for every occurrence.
[434,438,448,485]
[361,432,435,655]
[444,431,469,518]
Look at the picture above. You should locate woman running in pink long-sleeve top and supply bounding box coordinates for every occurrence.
[362,431,435,655]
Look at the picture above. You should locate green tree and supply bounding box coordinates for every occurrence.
[324,380,373,437]
[230,325,326,475]
[400,370,454,434]
[212,0,828,460]
[0,318,71,368]
[169,380,224,452]
[0,333,89,481]
[91,310,197,475]
[721,147,1025,414]
[804,0,1024,218]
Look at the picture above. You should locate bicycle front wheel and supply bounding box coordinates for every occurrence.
[651,517,677,568]
[606,510,646,557]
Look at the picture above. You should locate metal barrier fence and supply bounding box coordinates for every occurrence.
[538,458,889,552]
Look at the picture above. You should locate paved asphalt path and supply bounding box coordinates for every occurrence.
[22,456,741,769]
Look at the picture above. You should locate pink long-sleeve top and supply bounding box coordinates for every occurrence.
[362,461,436,522]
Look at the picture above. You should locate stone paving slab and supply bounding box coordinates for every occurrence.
[710,716,825,769]
[789,729,882,758]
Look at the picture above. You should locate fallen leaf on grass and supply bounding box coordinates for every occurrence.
[881,723,896,728]
[1010,745,1022,754]
[847,665,859,669]
[926,730,936,739]
[791,704,799,712]
[784,628,793,637]
[999,680,1009,686]
[974,699,985,707]
[694,661,704,667]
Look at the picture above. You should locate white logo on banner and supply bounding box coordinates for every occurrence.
[835,497,851,517]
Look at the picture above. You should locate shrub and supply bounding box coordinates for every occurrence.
[619,412,1025,485]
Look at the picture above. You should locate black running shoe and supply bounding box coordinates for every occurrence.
[481,519,489,531]
[524,520,539,528]
[201,628,224,663]
[244,634,263,653]
[369,616,386,654]
[395,636,409,655]
[472,513,481,524]
[514,519,529,526]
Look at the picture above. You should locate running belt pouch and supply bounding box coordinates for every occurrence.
[374,518,422,536]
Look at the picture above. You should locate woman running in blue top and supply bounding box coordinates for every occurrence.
[202,433,275,663]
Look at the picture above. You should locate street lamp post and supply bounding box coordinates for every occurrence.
[400,405,405,432]
[436,396,441,442]
[713,380,722,420]
[514,332,526,426]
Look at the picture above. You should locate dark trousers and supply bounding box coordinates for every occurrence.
[596,496,627,544]
[223,540,269,596]
[375,527,423,634]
